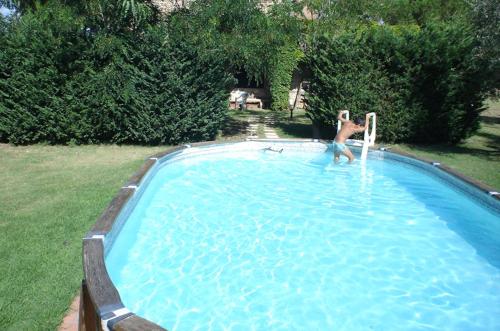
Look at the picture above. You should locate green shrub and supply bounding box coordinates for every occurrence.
[0,3,234,145]
[306,28,413,142]
[0,4,86,144]
[178,0,303,112]
[306,22,491,144]
[270,44,304,111]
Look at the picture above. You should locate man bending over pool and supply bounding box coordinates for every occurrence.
[333,110,370,163]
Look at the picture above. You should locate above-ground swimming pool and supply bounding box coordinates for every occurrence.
[103,141,500,331]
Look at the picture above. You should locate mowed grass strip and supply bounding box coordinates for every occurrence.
[395,100,500,189]
[0,144,164,330]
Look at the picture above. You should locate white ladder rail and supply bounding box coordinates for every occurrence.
[361,112,376,160]
[337,110,349,133]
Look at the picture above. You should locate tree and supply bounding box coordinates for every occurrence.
[471,0,500,90]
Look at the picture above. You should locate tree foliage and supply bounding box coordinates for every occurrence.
[0,0,233,145]
[306,22,491,144]
[471,0,500,89]
[171,0,303,110]
[0,0,497,145]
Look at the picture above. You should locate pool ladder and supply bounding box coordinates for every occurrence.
[337,110,377,161]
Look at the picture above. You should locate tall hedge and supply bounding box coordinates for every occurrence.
[0,2,234,145]
[306,22,491,144]
[0,5,86,144]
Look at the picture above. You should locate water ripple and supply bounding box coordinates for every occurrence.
[106,150,500,331]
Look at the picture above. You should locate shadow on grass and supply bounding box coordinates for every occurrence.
[480,115,500,125]
[406,143,499,160]
[403,113,500,160]
[275,122,313,139]
[221,116,249,137]
[475,130,500,146]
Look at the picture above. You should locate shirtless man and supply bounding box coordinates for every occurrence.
[333,110,370,163]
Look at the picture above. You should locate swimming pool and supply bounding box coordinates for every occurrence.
[100,141,500,330]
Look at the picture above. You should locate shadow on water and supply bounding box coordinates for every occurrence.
[384,166,500,269]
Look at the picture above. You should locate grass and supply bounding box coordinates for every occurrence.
[394,99,500,188]
[0,145,164,330]
[273,108,314,139]
[220,107,313,139]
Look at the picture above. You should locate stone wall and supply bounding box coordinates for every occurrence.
[153,0,278,14]
[152,0,191,14]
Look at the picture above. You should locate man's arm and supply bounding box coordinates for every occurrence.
[337,110,349,123]
[354,113,370,133]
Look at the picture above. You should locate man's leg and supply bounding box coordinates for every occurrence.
[334,152,340,163]
[342,147,355,163]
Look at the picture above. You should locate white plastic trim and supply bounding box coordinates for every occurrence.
[101,308,131,331]
[122,185,138,190]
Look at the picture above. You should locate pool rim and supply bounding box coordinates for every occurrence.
[80,138,500,331]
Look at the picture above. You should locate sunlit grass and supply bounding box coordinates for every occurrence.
[395,100,500,188]
[0,145,165,330]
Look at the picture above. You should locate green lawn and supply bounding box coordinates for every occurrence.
[220,108,313,139]
[394,99,500,188]
[0,145,164,330]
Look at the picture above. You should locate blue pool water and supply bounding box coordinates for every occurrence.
[106,147,500,331]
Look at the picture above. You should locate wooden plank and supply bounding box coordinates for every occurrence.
[111,315,167,331]
[91,188,134,234]
[82,239,124,316]
[125,158,156,187]
[149,145,187,160]
[79,280,100,331]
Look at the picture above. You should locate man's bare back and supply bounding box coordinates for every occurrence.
[335,121,365,144]
[333,111,369,163]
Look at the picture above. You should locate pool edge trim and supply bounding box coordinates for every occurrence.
[384,146,500,201]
